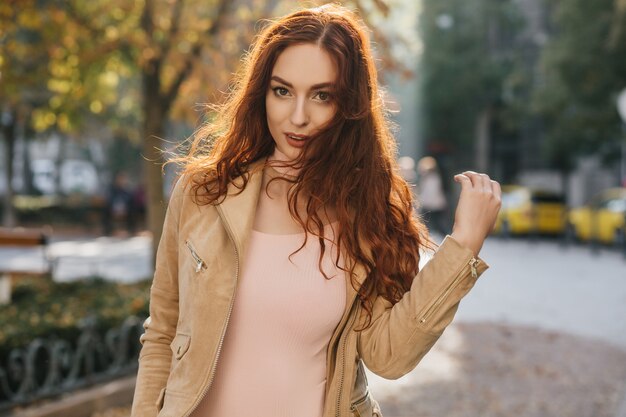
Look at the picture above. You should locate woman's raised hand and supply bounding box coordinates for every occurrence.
[449,171,501,256]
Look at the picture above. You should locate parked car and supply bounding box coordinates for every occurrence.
[567,188,626,245]
[494,185,566,236]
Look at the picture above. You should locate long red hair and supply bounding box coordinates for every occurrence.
[173,4,431,328]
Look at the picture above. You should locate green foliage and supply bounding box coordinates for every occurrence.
[0,277,151,359]
[533,0,626,170]
[420,0,527,153]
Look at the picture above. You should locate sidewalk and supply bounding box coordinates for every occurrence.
[368,321,626,417]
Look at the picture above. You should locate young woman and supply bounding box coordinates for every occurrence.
[131,4,501,417]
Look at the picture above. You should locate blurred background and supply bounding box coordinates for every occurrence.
[1,0,625,416]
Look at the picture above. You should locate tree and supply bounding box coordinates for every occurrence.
[3,0,409,255]
[533,0,626,173]
[419,0,526,176]
[0,1,56,226]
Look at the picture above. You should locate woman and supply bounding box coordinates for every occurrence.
[416,156,449,236]
[131,4,501,417]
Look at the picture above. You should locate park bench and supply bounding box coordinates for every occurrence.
[0,227,53,304]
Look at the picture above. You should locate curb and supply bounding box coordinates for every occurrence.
[5,376,136,417]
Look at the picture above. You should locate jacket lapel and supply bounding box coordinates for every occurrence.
[216,158,266,260]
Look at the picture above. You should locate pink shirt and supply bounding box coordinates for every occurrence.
[191,223,346,417]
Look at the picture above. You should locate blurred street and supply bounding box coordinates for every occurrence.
[3,233,623,346]
[2,232,625,347]
[456,235,626,350]
[3,233,626,416]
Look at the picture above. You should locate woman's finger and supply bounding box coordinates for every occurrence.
[454,173,471,191]
[491,180,501,200]
[479,173,491,193]
[461,171,480,188]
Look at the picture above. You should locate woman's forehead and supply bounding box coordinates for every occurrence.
[271,43,337,88]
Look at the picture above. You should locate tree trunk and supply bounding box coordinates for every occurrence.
[475,108,492,173]
[142,64,168,262]
[2,108,17,227]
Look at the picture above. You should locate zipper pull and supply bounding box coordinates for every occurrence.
[469,257,479,279]
[186,240,206,273]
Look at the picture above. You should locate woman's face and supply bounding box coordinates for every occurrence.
[266,43,338,161]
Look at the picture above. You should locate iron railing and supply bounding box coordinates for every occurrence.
[0,315,144,412]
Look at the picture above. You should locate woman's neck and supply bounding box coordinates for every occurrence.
[258,147,337,231]
[267,147,301,178]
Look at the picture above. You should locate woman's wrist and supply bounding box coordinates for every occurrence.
[449,231,483,257]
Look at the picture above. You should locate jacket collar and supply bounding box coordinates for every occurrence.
[215,158,266,262]
[216,156,367,302]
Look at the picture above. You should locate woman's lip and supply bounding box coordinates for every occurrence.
[284,133,309,148]
[285,132,309,140]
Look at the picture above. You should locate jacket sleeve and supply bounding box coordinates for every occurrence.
[357,235,489,379]
[131,179,184,416]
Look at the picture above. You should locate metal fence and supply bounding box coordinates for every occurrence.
[0,315,144,412]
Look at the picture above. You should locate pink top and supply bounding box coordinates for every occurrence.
[191,223,346,417]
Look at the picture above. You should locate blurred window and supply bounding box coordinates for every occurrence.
[605,198,626,213]
[531,193,564,204]
[501,189,529,208]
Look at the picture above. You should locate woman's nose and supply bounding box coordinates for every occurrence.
[290,98,309,127]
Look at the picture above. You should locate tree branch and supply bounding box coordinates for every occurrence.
[608,0,626,49]
[162,0,230,108]
[141,0,155,38]
[161,0,186,57]
[62,1,135,53]
[63,1,106,38]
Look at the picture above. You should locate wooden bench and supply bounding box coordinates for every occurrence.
[0,227,53,304]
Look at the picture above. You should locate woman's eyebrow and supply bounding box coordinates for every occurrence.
[271,75,334,90]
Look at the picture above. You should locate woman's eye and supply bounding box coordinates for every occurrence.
[315,91,331,102]
[273,87,289,97]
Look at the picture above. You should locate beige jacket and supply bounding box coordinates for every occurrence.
[130,159,488,417]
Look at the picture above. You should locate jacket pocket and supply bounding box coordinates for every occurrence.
[185,239,207,273]
[170,333,191,360]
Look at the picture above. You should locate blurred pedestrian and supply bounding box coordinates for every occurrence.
[103,171,135,235]
[131,182,146,231]
[398,155,417,185]
[131,5,501,417]
[417,156,449,235]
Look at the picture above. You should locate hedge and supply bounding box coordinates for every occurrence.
[0,276,151,360]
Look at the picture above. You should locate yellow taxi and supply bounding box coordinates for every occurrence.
[567,188,626,245]
[494,185,566,236]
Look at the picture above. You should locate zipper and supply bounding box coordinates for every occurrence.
[349,390,369,417]
[183,206,239,417]
[336,302,358,417]
[469,257,479,279]
[185,240,207,273]
[419,257,479,324]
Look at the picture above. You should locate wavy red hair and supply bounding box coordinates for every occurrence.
[172,4,432,328]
